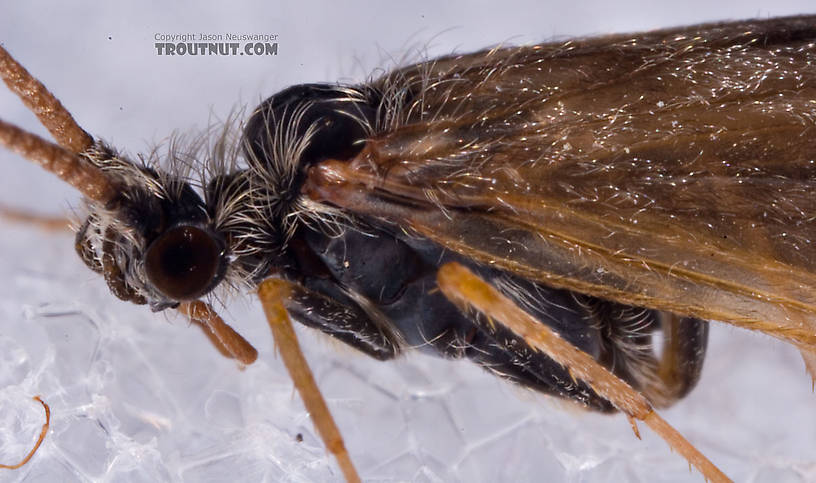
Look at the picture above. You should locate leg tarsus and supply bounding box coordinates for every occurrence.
[257,278,361,483]
[437,262,731,483]
[627,415,641,440]
[799,348,816,391]
[645,314,709,407]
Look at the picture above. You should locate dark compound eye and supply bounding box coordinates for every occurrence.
[144,225,222,301]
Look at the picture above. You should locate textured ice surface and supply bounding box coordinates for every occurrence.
[2,2,816,482]
[2,225,816,482]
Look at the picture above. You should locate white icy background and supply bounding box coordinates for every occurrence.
[1,1,816,482]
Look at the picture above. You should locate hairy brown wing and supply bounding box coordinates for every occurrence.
[306,16,816,351]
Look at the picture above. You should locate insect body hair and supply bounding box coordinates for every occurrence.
[75,83,392,306]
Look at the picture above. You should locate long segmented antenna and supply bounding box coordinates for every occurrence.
[0,45,118,204]
[0,119,118,203]
[179,301,259,365]
[0,44,92,153]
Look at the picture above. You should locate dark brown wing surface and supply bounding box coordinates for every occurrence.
[306,16,816,351]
